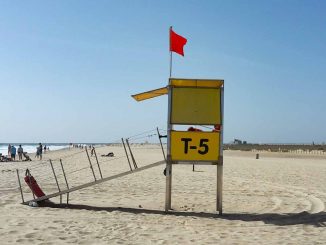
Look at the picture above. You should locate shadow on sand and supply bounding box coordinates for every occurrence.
[39,202,326,227]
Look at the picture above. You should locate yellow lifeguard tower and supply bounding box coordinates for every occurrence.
[132,78,224,214]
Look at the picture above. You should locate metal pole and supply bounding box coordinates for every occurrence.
[216,84,224,215]
[59,159,70,205]
[16,169,24,203]
[85,147,97,181]
[169,26,172,78]
[217,162,223,215]
[93,148,103,179]
[169,52,172,78]
[122,138,133,171]
[49,159,62,204]
[157,127,166,161]
[165,84,173,212]
[165,161,172,212]
[126,139,138,169]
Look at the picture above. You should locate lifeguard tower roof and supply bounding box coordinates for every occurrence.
[131,78,224,102]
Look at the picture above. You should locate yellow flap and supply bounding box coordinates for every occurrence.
[131,87,168,101]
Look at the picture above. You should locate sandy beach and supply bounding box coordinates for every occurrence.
[1,145,326,244]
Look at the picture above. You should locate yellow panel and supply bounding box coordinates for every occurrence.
[131,87,168,101]
[171,131,220,161]
[171,87,221,125]
[169,78,224,88]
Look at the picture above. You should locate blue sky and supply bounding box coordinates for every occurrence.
[0,0,325,143]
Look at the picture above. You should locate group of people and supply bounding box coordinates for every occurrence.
[71,144,88,149]
[1,144,30,162]
[7,144,24,161]
[1,143,49,162]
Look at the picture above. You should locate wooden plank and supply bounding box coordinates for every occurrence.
[23,160,165,205]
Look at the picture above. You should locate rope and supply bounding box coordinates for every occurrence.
[15,159,49,172]
[15,149,85,172]
[35,155,127,183]
[36,161,88,183]
[64,165,92,176]
[127,129,157,140]
[50,149,85,161]
[128,134,157,142]
[17,127,162,186]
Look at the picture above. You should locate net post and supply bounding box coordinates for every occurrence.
[93,148,103,179]
[16,169,25,203]
[59,159,70,205]
[49,159,62,204]
[157,127,167,161]
[85,147,97,181]
[126,138,138,169]
[122,138,133,171]
[165,160,172,212]
[216,160,223,215]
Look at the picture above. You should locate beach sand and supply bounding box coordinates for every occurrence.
[1,146,326,244]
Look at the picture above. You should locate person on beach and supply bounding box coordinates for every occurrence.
[44,145,47,153]
[18,145,23,161]
[91,146,95,156]
[11,145,16,161]
[38,143,43,160]
[35,143,43,160]
[23,152,31,161]
[35,146,39,159]
[8,144,11,157]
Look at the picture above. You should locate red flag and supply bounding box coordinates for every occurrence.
[170,28,187,56]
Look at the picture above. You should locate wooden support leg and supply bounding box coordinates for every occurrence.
[216,162,223,215]
[165,162,172,212]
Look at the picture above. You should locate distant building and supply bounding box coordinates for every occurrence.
[233,139,247,145]
[233,139,242,144]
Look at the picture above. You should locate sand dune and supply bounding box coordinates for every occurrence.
[1,146,326,244]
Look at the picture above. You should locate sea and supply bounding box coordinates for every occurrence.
[0,143,70,156]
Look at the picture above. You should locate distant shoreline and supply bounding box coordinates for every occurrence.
[224,143,326,152]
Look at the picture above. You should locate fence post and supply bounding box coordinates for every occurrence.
[85,147,97,181]
[93,148,103,179]
[16,169,24,203]
[122,138,133,171]
[59,159,70,205]
[126,139,138,169]
[49,159,62,204]
[157,127,167,161]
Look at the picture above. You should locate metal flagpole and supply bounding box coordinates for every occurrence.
[169,26,173,78]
